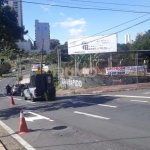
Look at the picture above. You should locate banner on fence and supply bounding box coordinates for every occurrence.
[106,67,125,75]
[82,68,90,75]
[125,65,147,75]
[106,66,147,75]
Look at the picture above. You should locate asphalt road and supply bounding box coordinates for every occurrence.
[0,77,150,150]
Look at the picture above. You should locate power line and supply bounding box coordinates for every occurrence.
[21,0,150,14]
[67,0,150,8]
[68,14,149,43]
[68,17,150,48]
[46,0,127,10]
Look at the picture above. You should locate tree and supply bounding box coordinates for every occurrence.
[50,39,60,50]
[0,1,28,52]
[117,43,130,51]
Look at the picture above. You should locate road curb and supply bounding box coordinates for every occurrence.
[56,86,150,96]
[0,140,7,150]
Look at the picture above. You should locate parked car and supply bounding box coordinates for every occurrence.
[11,84,25,95]
[20,84,29,97]
[20,67,25,70]
[23,74,56,102]
[12,69,17,72]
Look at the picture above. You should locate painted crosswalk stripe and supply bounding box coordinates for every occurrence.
[74,111,110,120]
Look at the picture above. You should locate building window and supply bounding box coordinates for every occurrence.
[37,27,40,31]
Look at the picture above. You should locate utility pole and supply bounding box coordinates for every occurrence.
[90,54,92,74]
[57,49,60,83]
[40,39,44,74]
[75,55,77,76]
[17,54,19,84]
[110,53,112,67]
[59,49,61,70]
[136,51,139,86]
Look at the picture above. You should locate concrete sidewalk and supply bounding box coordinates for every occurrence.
[0,141,6,150]
[0,125,24,150]
[56,82,150,96]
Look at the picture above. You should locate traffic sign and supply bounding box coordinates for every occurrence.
[1,58,4,65]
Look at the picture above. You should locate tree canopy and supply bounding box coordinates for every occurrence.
[0,0,28,53]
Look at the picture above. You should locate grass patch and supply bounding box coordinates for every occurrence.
[2,72,16,78]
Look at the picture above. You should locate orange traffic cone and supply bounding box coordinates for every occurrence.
[19,110,28,134]
[10,96,15,106]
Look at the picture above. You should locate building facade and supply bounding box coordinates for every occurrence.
[35,20,50,51]
[17,40,32,51]
[8,0,23,27]
[124,33,131,44]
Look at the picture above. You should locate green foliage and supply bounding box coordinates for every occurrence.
[50,39,60,50]
[0,62,11,76]
[0,2,28,52]
[117,43,130,51]
[16,76,22,81]
[45,50,57,64]
[44,91,49,101]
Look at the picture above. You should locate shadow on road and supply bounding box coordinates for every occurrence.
[0,94,118,120]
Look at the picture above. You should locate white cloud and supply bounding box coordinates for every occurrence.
[69,28,84,36]
[60,18,86,27]
[41,5,50,11]
[60,12,65,16]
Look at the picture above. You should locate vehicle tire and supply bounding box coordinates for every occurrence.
[24,95,27,100]
[50,94,56,101]
[31,95,35,102]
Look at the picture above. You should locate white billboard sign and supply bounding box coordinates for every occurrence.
[68,34,117,55]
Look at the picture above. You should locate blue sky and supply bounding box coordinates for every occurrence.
[23,0,150,44]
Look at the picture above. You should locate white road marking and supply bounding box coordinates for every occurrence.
[92,91,103,94]
[105,94,150,99]
[70,100,117,108]
[26,101,35,103]
[0,120,36,150]
[143,92,150,94]
[98,104,117,108]
[6,97,22,101]
[74,111,110,120]
[116,99,120,100]
[6,96,35,103]
[25,111,54,122]
[130,100,148,103]
[14,98,22,101]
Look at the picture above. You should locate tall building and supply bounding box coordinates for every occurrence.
[124,33,131,44]
[35,20,50,51]
[8,0,23,27]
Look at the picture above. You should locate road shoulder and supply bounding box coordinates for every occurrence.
[0,124,24,150]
